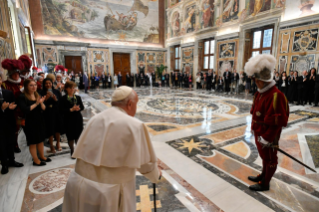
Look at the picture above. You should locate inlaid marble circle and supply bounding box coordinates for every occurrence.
[144,97,231,115]
[29,168,72,195]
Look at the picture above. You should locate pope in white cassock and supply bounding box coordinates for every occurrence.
[62,86,161,212]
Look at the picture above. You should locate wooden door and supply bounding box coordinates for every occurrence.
[64,56,82,74]
[113,53,131,85]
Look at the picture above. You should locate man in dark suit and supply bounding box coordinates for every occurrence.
[178,72,183,88]
[223,69,231,94]
[0,75,24,174]
[165,72,170,87]
[135,71,140,87]
[207,70,212,91]
[118,72,122,86]
[101,72,107,89]
[301,70,310,105]
[90,74,95,89]
[126,72,130,86]
[83,72,89,93]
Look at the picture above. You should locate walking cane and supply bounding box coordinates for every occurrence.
[153,183,157,212]
[153,176,162,212]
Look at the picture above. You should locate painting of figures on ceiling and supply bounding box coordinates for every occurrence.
[170,11,180,37]
[183,5,196,33]
[222,0,239,22]
[40,0,159,43]
[200,0,214,28]
[248,0,271,16]
[283,0,319,21]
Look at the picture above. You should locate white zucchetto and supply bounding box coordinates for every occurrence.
[111,86,133,102]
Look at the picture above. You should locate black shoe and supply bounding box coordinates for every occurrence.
[249,183,269,191]
[8,161,24,167]
[248,174,263,183]
[14,146,21,153]
[1,166,9,175]
[40,157,52,162]
[33,161,46,166]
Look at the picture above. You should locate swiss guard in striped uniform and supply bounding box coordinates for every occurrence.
[245,54,289,191]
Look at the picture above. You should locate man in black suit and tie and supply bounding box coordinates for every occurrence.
[118,72,122,86]
[0,74,24,174]
[223,69,231,94]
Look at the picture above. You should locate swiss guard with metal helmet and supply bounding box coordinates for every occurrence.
[245,54,289,191]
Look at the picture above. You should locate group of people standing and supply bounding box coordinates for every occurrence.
[0,56,85,175]
[274,68,319,106]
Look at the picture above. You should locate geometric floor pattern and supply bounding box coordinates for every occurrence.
[1,87,319,212]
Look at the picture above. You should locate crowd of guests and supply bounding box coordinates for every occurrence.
[0,56,84,175]
[86,68,319,107]
[274,68,319,106]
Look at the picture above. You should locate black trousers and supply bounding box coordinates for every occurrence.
[0,137,15,167]
[196,82,201,89]
[297,88,304,104]
[225,82,230,92]
[314,84,319,105]
[102,82,107,88]
[207,82,211,90]
[108,82,111,88]
[212,82,216,90]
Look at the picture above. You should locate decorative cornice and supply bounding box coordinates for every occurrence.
[280,14,319,29]
[216,32,239,41]
[35,40,166,52]
[181,42,195,48]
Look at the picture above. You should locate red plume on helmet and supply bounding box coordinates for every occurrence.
[55,65,65,72]
[32,66,38,71]
[1,59,25,75]
[18,55,32,71]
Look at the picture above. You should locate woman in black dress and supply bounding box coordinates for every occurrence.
[288,71,299,103]
[279,72,288,97]
[59,81,84,158]
[41,78,62,154]
[309,68,316,105]
[18,79,51,166]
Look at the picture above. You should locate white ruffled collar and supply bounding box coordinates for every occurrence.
[258,80,276,94]
[7,77,21,84]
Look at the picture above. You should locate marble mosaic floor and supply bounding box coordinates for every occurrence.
[1,87,319,212]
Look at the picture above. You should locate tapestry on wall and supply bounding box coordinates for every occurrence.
[219,43,236,58]
[40,0,160,43]
[291,54,316,74]
[183,4,196,33]
[147,64,155,73]
[182,48,194,63]
[170,11,180,37]
[222,0,239,22]
[0,38,14,73]
[200,0,214,28]
[284,0,319,21]
[42,47,57,63]
[183,63,193,73]
[93,51,105,63]
[157,52,164,64]
[147,53,156,63]
[94,64,104,75]
[279,56,288,73]
[138,52,145,63]
[219,60,234,74]
[293,29,318,52]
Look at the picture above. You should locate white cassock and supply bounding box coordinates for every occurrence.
[62,106,160,212]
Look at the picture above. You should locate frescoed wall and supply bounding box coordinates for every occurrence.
[283,0,319,21]
[276,23,319,75]
[181,46,194,74]
[37,0,160,43]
